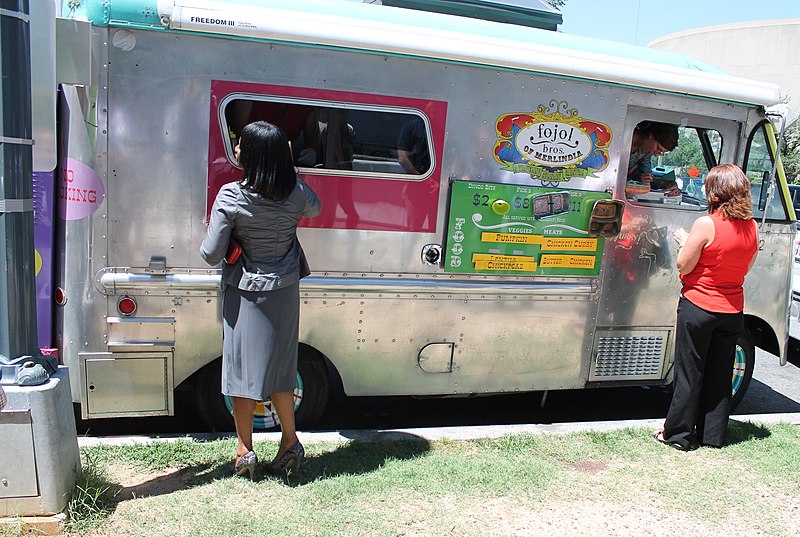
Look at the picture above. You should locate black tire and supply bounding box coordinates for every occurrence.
[194,359,235,432]
[730,329,755,410]
[787,337,800,368]
[292,345,330,427]
[194,345,330,432]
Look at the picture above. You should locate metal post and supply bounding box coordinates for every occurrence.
[0,5,79,524]
[0,0,37,362]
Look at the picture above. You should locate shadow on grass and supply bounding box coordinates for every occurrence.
[68,461,228,532]
[88,431,431,506]
[264,431,432,486]
[725,419,772,446]
[116,462,221,500]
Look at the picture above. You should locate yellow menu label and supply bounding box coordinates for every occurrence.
[472,253,537,271]
[481,232,597,251]
[480,232,538,244]
[539,237,597,251]
[474,260,538,271]
[472,254,537,263]
[539,254,597,269]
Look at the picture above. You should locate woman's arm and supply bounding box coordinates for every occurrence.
[199,186,237,266]
[748,219,759,270]
[298,177,322,218]
[675,215,715,275]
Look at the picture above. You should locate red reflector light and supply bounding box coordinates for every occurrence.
[117,296,137,316]
[54,287,67,306]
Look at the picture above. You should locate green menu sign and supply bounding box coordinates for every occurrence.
[444,181,610,275]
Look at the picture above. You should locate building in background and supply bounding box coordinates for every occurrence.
[649,19,800,180]
[648,19,800,107]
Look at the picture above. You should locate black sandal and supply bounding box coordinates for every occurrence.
[653,430,691,451]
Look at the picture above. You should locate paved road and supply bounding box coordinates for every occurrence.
[77,347,800,437]
[734,348,800,414]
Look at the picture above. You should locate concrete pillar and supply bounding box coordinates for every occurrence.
[0,368,80,517]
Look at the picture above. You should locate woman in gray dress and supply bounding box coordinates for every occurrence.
[200,121,321,478]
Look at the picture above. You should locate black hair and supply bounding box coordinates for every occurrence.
[636,121,679,151]
[238,121,297,201]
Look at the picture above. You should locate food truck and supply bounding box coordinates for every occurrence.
[40,0,794,430]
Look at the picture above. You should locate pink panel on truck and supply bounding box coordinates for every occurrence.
[207,80,447,233]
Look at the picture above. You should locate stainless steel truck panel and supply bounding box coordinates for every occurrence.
[51,0,793,428]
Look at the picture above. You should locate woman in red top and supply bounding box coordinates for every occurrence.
[655,164,758,450]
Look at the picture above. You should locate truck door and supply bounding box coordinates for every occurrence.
[593,108,739,384]
[742,119,794,367]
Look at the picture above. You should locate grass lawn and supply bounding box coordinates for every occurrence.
[9,421,799,536]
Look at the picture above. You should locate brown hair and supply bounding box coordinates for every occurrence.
[636,121,679,151]
[705,163,753,220]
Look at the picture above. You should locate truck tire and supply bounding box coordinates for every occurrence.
[195,345,330,432]
[292,345,330,427]
[730,330,755,410]
[787,336,800,368]
[194,360,234,432]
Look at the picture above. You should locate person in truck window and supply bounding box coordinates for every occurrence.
[318,108,356,170]
[397,116,431,175]
[627,121,680,196]
[230,100,321,167]
[654,163,758,451]
[200,121,322,479]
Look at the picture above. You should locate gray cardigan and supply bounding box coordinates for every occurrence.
[200,178,321,291]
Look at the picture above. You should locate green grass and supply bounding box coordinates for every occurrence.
[58,421,800,537]
[65,451,122,534]
[0,521,24,537]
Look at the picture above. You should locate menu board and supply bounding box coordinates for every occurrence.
[444,181,609,276]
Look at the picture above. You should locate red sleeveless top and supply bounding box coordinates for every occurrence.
[680,212,758,313]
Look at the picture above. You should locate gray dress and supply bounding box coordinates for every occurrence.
[200,179,321,400]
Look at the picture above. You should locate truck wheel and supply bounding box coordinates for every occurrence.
[195,346,330,432]
[194,360,234,432]
[730,330,755,410]
[290,345,330,428]
[787,337,800,368]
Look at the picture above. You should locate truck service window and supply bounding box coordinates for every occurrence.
[626,124,722,211]
[224,98,433,178]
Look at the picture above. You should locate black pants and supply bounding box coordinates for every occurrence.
[663,296,743,448]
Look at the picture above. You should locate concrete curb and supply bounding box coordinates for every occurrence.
[0,514,65,536]
[77,412,800,448]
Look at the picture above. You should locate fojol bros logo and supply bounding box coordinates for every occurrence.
[494,100,612,182]
[524,122,589,165]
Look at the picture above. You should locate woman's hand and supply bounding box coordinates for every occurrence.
[662,182,681,197]
[674,227,688,247]
[676,217,715,275]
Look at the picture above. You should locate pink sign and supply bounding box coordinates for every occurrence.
[58,158,105,220]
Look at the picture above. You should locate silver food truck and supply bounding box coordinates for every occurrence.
[35,0,794,430]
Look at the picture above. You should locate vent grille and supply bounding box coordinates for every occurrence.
[591,332,668,380]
